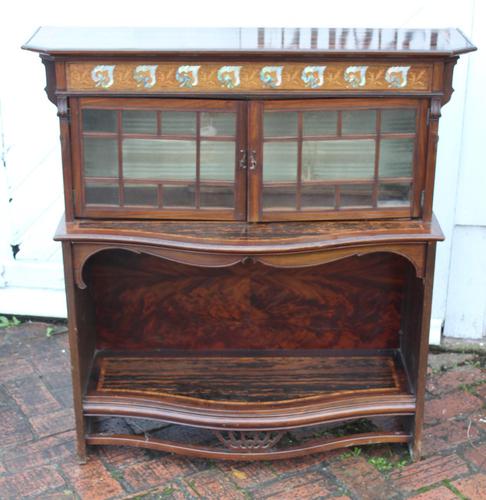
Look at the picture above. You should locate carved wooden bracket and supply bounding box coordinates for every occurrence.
[430,96,442,120]
[72,242,426,289]
[40,55,58,105]
[442,57,458,105]
[56,96,69,120]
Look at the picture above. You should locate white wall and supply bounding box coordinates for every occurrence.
[0,0,483,339]
[442,0,486,339]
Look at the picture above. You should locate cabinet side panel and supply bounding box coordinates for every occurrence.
[62,241,97,461]
[400,242,436,459]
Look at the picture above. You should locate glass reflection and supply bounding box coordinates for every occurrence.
[302,140,375,181]
[123,139,196,180]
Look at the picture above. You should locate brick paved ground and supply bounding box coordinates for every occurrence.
[0,320,484,499]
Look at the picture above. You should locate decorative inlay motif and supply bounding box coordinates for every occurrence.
[91,65,115,88]
[344,66,368,88]
[260,66,283,88]
[175,65,200,88]
[68,62,432,92]
[301,66,327,88]
[385,66,411,88]
[133,65,158,88]
[217,66,242,89]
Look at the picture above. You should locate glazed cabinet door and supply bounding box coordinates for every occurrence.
[72,98,246,220]
[248,98,428,222]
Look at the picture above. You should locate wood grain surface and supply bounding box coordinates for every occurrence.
[95,353,404,403]
[87,250,408,351]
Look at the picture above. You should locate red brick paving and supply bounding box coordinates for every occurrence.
[251,469,334,498]
[218,461,280,488]
[62,456,125,499]
[122,456,195,490]
[0,466,66,498]
[183,469,248,499]
[2,430,75,473]
[422,417,481,455]
[329,455,394,499]
[426,366,484,395]
[451,473,486,500]
[464,442,486,470]
[424,390,483,424]
[390,454,469,491]
[29,407,74,437]
[0,322,484,499]
[408,485,458,500]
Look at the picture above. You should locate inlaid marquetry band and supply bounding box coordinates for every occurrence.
[67,62,431,92]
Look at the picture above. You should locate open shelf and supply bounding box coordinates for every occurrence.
[84,350,415,430]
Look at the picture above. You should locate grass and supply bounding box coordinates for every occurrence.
[45,325,69,337]
[0,315,21,329]
[442,479,469,500]
[339,447,362,459]
[459,379,486,397]
[160,487,176,497]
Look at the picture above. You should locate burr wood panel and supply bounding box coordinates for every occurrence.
[86,250,410,351]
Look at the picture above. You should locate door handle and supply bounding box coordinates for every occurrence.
[239,149,247,169]
[249,150,257,170]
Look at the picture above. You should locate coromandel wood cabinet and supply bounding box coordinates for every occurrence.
[24,27,475,462]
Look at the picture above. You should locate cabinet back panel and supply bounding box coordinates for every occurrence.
[86,250,408,350]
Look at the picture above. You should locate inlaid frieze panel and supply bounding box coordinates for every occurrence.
[67,62,432,92]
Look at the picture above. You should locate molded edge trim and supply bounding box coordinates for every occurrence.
[83,397,416,430]
[85,430,411,460]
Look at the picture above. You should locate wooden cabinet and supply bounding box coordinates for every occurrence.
[74,97,425,221]
[23,27,475,462]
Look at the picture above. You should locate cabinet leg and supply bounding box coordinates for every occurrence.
[409,437,422,462]
[76,431,88,464]
[75,416,90,464]
[77,440,88,464]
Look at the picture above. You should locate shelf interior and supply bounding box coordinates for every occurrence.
[87,350,413,407]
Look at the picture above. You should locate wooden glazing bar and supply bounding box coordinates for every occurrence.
[412,100,428,217]
[195,112,201,209]
[264,132,415,142]
[296,111,303,210]
[156,110,162,136]
[82,132,233,141]
[261,179,413,189]
[84,178,235,186]
[372,110,382,208]
[247,101,263,221]
[117,110,124,207]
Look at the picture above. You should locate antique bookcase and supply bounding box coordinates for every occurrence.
[23,27,475,462]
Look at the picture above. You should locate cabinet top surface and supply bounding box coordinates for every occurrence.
[23,26,475,57]
[56,216,444,253]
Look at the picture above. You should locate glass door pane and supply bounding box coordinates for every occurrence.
[258,99,422,220]
[77,98,244,219]
[261,112,298,210]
